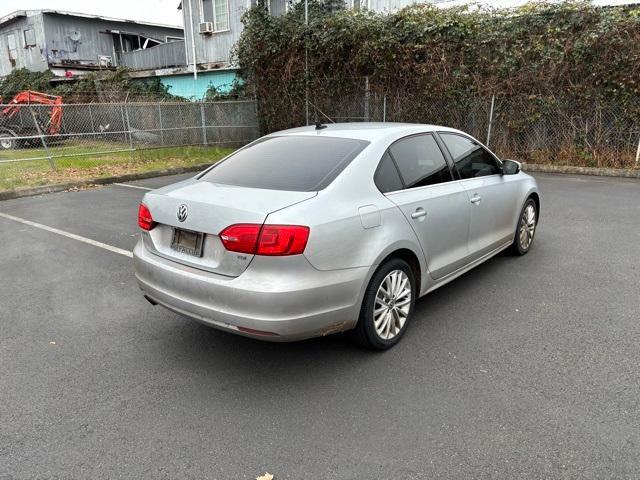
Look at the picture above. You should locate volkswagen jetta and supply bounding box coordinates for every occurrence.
[133,123,539,349]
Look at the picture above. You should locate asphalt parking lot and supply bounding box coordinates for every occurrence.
[1,172,639,479]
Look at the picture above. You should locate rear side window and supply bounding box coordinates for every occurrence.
[389,134,453,188]
[200,136,369,191]
[439,133,500,179]
[374,152,403,193]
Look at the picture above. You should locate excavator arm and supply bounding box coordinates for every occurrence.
[1,90,63,135]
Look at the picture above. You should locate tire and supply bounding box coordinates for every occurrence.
[0,133,16,150]
[510,197,538,256]
[352,258,416,350]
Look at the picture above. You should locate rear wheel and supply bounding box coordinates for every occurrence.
[352,258,416,350]
[510,198,537,255]
[0,133,16,150]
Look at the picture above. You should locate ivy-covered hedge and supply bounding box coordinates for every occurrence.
[235,1,640,135]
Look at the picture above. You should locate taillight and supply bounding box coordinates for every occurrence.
[219,224,261,254]
[219,224,309,256]
[138,203,155,231]
[256,225,309,255]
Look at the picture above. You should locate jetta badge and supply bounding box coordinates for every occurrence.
[177,204,188,222]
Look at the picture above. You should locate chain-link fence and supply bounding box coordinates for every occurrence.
[0,100,259,170]
[2,83,639,190]
[298,78,640,169]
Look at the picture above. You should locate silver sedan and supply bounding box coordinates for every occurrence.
[133,123,539,349]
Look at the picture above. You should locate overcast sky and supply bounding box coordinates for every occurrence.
[1,0,639,28]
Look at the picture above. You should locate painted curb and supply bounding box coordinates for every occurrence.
[0,164,208,201]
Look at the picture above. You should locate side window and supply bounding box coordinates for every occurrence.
[23,28,36,48]
[389,134,453,189]
[374,152,403,193]
[203,0,230,32]
[440,133,500,179]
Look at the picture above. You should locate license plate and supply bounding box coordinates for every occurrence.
[171,228,204,257]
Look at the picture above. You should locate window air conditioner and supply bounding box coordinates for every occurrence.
[199,22,214,34]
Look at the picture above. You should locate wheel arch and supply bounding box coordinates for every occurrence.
[377,248,422,294]
[528,191,540,219]
[362,241,426,301]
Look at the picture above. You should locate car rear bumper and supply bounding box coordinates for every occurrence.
[133,238,368,341]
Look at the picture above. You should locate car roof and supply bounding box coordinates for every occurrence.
[271,122,466,143]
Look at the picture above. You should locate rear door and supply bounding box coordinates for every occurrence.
[377,134,472,280]
[438,133,520,259]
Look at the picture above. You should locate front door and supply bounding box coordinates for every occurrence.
[438,133,519,259]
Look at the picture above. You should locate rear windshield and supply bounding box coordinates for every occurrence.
[199,135,369,191]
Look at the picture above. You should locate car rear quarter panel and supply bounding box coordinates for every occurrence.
[265,185,423,273]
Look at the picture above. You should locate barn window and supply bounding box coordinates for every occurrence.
[23,28,36,47]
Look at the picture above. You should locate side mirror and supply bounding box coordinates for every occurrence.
[502,159,521,175]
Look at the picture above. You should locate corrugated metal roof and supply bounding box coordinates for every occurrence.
[0,9,182,30]
[0,10,27,26]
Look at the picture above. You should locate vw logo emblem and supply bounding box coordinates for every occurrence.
[177,204,188,222]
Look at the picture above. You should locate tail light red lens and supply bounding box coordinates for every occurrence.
[219,224,261,254]
[256,225,309,256]
[219,224,310,256]
[138,203,155,231]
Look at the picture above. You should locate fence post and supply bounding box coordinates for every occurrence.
[158,103,164,146]
[119,105,127,146]
[200,101,208,146]
[364,76,370,122]
[383,95,387,123]
[635,134,640,166]
[88,104,95,133]
[486,94,496,147]
[253,90,260,140]
[29,106,56,171]
[123,102,134,161]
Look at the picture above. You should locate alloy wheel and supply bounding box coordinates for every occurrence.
[519,203,536,251]
[373,269,412,340]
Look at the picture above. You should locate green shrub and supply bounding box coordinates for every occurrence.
[235,1,640,132]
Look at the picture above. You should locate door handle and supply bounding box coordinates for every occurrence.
[411,208,427,220]
[470,194,482,204]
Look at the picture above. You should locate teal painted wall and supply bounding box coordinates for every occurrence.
[158,70,238,100]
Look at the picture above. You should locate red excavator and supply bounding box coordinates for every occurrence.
[0,90,63,150]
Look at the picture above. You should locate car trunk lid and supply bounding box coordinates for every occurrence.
[142,179,316,277]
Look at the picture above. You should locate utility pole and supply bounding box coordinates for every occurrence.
[186,0,198,80]
[305,0,309,126]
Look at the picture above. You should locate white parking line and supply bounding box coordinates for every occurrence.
[0,211,133,258]
[113,183,152,191]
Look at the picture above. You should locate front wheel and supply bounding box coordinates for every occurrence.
[352,258,416,350]
[511,198,538,256]
[0,133,16,150]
